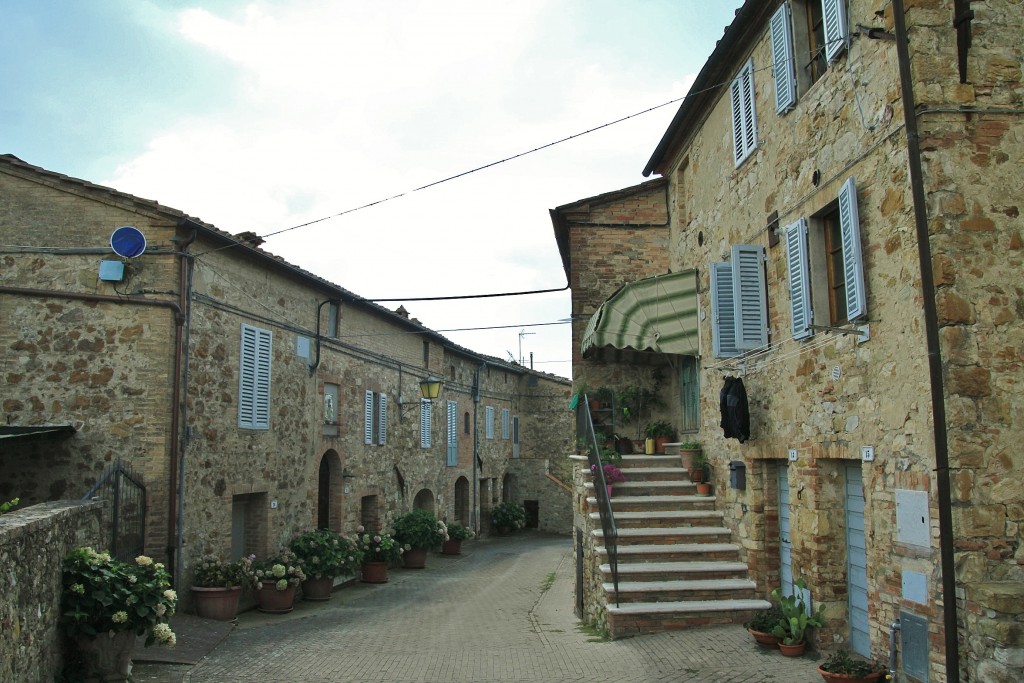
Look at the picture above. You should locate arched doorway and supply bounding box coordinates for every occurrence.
[502,472,517,502]
[454,476,470,526]
[317,450,343,530]
[413,488,435,512]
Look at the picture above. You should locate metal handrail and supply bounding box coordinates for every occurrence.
[82,460,147,563]
[577,395,620,607]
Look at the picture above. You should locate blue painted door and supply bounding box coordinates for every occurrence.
[846,463,870,656]
[779,465,794,597]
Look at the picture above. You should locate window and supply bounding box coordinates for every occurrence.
[711,245,768,358]
[464,411,470,435]
[239,324,272,430]
[501,408,510,440]
[446,400,458,466]
[422,341,429,366]
[784,177,866,340]
[771,0,849,113]
[420,398,432,448]
[485,406,494,440]
[364,390,387,445]
[730,59,758,166]
[679,356,700,433]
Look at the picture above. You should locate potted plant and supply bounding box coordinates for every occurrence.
[393,509,448,568]
[355,526,403,583]
[690,450,709,484]
[770,578,826,656]
[644,421,675,453]
[190,553,260,620]
[678,439,702,473]
[442,521,473,555]
[817,650,888,682]
[746,604,785,647]
[491,501,527,534]
[289,528,364,600]
[591,462,626,498]
[61,547,177,681]
[253,550,306,613]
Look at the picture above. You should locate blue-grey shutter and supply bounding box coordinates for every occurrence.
[253,327,271,429]
[710,261,739,358]
[364,390,374,445]
[501,408,510,440]
[238,325,257,428]
[771,3,797,114]
[446,400,458,466]
[485,406,494,440]
[730,60,758,167]
[679,356,700,432]
[823,0,848,63]
[239,324,271,430]
[785,219,814,340]
[420,399,432,448]
[732,244,768,350]
[378,394,387,445]
[838,177,867,320]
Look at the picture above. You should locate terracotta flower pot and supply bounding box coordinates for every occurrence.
[361,561,389,583]
[191,585,242,621]
[816,666,885,683]
[75,630,135,682]
[402,548,428,568]
[779,641,807,657]
[441,539,462,555]
[256,580,297,613]
[748,628,780,648]
[301,576,335,601]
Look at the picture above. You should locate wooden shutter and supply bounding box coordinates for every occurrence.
[838,177,867,320]
[420,399,432,448]
[732,244,768,350]
[823,0,848,63]
[785,219,814,340]
[501,408,510,440]
[771,3,797,114]
[680,356,700,432]
[730,60,758,166]
[239,324,271,430]
[485,406,494,440]
[378,393,387,445]
[364,390,374,445]
[711,261,739,358]
[446,400,458,466]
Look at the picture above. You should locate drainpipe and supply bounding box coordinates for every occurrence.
[171,224,198,588]
[472,362,487,533]
[889,619,902,681]
[891,2,960,680]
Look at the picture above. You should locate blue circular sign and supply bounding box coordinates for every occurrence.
[110,226,147,258]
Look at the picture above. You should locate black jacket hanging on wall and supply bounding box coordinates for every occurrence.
[720,376,750,443]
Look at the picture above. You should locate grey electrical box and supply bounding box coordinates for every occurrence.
[98,260,125,282]
[729,460,746,489]
[901,611,929,682]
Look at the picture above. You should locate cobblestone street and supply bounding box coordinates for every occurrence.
[134,533,824,682]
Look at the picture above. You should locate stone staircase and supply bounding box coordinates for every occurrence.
[586,450,770,638]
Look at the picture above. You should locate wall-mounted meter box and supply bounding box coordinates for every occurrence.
[99,260,125,282]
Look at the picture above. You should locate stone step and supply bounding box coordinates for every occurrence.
[587,494,715,514]
[605,599,772,639]
[597,542,742,562]
[589,509,724,529]
[618,466,689,482]
[594,525,733,545]
[600,560,750,582]
[617,454,682,468]
[586,482,701,499]
[603,578,758,604]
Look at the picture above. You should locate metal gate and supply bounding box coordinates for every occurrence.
[82,461,147,562]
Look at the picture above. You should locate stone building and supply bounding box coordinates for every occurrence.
[0,154,573,602]
[557,2,1022,682]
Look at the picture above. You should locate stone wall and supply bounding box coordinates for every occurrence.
[570,457,607,632]
[0,501,103,683]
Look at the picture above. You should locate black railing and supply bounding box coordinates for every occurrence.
[578,394,620,607]
[82,460,147,563]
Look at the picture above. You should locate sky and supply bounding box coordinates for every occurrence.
[2,0,745,380]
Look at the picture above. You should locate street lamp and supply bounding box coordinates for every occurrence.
[419,375,442,400]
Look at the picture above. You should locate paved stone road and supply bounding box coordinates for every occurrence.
[137,533,825,682]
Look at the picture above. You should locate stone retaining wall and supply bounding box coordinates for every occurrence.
[0,500,103,683]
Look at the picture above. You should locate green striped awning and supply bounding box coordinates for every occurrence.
[581,269,699,356]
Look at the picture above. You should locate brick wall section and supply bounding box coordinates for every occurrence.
[0,501,103,683]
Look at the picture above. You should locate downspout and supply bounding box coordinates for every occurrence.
[891,2,960,680]
[472,362,486,534]
[171,224,198,588]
